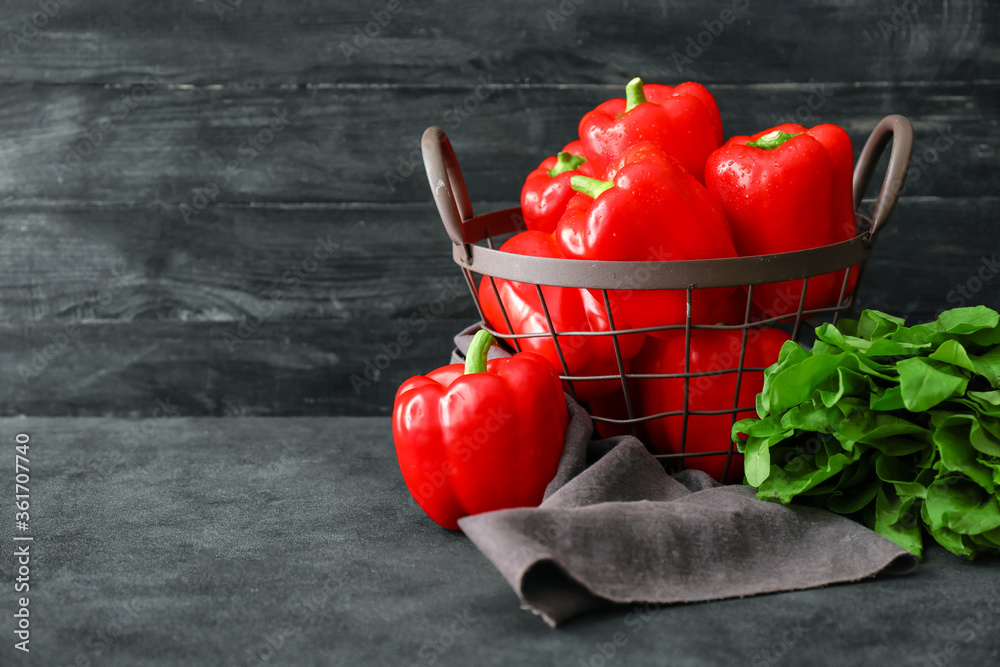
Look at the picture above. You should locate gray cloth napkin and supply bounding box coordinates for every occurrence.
[452,325,918,627]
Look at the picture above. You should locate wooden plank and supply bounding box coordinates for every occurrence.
[0,82,995,207]
[0,0,994,85]
[1,197,996,325]
[0,317,471,417]
[859,196,1000,316]
[0,202,475,322]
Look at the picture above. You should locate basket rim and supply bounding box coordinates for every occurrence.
[453,206,874,289]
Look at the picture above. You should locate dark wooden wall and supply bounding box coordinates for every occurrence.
[1,0,997,416]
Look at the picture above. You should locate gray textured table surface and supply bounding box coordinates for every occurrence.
[2,417,999,666]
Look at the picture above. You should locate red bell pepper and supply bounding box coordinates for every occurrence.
[578,77,723,183]
[556,142,742,336]
[704,123,859,318]
[632,327,791,483]
[521,140,595,234]
[392,330,568,530]
[478,230,645,401]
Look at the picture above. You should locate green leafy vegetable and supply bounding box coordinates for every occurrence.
[734,306,1000,559]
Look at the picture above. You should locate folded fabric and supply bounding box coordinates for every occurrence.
[453,324,918,627]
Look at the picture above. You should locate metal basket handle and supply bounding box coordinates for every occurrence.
[422,126,475,257]
[852,114,914,237]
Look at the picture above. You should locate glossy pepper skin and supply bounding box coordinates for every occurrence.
[392,331,568,531]
[521,140,595,234]
[556,142,742,337]
[478,230,646,401]
[633,328,791,483]
[578,77,723,183]
[705,123,859,318]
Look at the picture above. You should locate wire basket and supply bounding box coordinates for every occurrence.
[421,115,914,482]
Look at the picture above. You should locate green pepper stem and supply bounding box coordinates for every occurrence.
[625,77,647,112]
[747,130,802,150]
[547,152,587,178]
[571,175,614,199]
[465,330,497,374]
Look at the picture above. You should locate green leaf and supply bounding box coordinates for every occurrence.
[969,390,1000,409]
[870,385,905,411]
[837,317,859,337]
[842,353,898,381]
[923,477,1000,536]
[767,352,848,414]
[814,322,847,348]
[969,526,1000,549]
[757,341,812,415]
[970,417,1000,458]
[937,306,1000,334]
[874,486,923,557]
[739,423,798,486]
[828,403,931,453]
[981,458,1000,490]
[971,346,1000,388]
[815,323,873,353]
[895,306,999,347]
[826,469,882,514]
[897,358,969,412]
[732,416,789,440]
[742,440,768,487]
[780,401,833,433]
[857,310,905,341]
[811,340,841,356]
[864,338,932,357]
[875,454,935,499]
[756,437,863,504]
[921,503,979,559]
[928,339,977,372]
[818,367,876,408]
[963,326,1000,348]
[954,394,1000,419]
[931,413,996,492]
[743,436,774,487]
